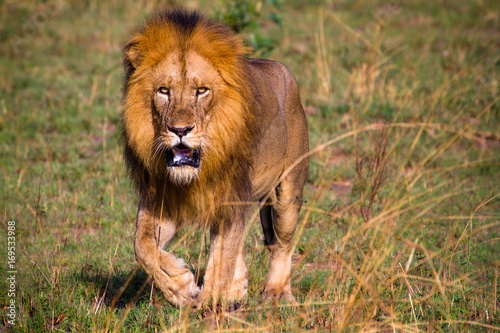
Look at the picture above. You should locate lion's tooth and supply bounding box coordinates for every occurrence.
[173,154,182,163]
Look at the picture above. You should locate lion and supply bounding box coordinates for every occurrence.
[122,10,309,307]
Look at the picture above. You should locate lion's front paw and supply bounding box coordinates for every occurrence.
[158,270,201,307]
[155,255,201,307]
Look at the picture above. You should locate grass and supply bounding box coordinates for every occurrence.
[1,0,499,331]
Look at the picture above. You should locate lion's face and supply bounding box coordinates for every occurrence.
[125,50,226,185]
[150,52,222,184]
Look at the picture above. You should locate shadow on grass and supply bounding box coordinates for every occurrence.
[78,264,208,310]
[78,264,151,309]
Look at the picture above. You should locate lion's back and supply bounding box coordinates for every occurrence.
[246,58,309,200]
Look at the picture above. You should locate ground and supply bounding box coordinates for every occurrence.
[0,0,499,331]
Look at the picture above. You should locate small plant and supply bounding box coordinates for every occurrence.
[354,128,390,223]
[214,0,284,56]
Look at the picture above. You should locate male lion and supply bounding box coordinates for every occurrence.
[122,10,309,307]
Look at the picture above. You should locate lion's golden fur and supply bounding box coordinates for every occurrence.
[122,10,309,306]
[122,11,257,225]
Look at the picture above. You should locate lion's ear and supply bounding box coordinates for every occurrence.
[123,37,142,76]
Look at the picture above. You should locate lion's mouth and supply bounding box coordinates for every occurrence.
[166,143,201,168]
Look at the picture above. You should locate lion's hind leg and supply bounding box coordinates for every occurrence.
[261,180,304,302]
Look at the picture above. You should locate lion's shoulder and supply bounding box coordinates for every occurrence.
[247,58,293,79]
[246,58,299,92]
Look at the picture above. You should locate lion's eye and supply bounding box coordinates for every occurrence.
[158,87,170,95]
[196,87,209,96]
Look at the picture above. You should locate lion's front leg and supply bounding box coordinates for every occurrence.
[135,208,200,307]
[201,216,248,307]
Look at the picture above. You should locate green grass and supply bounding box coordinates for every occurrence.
[1,0,499,331]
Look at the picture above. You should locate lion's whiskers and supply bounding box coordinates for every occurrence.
[151,136,167,169]
[151,137,162,160]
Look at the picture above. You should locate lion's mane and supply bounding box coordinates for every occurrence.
[122,11,258,225]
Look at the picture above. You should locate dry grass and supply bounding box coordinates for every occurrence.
[0,0,499,331]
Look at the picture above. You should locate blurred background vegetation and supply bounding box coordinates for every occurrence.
[0,0,499,331]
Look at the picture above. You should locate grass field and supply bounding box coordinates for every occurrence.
[1,0,499,331]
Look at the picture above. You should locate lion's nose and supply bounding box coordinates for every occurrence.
[167,125,194,138]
